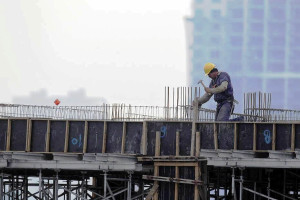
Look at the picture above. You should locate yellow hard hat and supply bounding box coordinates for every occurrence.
[203,62,216,75]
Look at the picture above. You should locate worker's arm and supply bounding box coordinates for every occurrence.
[195,92,213,106]
[205,81,228,94]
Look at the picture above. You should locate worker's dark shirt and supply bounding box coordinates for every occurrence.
[209,72,234,103]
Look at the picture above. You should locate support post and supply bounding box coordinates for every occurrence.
[127,171,132,200]
[239,168,243,200]
[0,172,3,200]
[54,171,59,200]
[104,171,107,198]
[39,170,42,199]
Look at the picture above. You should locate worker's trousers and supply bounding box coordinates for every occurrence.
[215,101,233,121]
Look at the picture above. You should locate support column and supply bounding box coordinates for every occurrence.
[0,172,3,200]
[39,170,42,199]
[104,171,107,198]
[23,175,28,200]
[231,168,236,200]
[239,168,244,200]
[127,171,133,200]
[67,180,71,200]
[54,171,59,200]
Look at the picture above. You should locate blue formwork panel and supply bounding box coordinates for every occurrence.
[256,124,273,150]
[31,120,47,152]
[87,121,104,153]
[0,120,7,151]
[68,121,85,153]
[147,122,192,156]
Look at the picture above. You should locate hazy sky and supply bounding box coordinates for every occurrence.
[0,0,192,106]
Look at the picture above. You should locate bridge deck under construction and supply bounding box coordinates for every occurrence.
[0,118,300,199]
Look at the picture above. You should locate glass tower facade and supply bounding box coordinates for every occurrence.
[186,0,300,111]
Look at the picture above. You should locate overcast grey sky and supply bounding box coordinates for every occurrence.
[0,0,192,106]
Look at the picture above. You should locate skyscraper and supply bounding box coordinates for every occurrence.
[186,0,300,111]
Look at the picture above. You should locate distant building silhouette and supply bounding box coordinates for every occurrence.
[13,88,107,106]
[186,0,300,110]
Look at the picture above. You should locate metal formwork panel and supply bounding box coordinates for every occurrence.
[125,122,143,154]
[199,123,214,149]
[295,124,300,150]
[238,123,253,150]
[10,120,27,151]
[50,121,66,152]
[178,167,195,200]
[256,124,273,150]
[276,124,292,150]
[0,120,7,151]
[68,121,85,153]
[31,120,47,152]
[106,122,123,153]
[87,121,104,153]
[218,123,234,150]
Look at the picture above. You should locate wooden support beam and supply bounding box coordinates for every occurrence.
[191,98,198,156]
[64,121,70,153]
[141,121,147,155]
[102,121,107,153]
[214,123,218,150]
[272,123,276,151]
[154,163,159,200]
[194,164,200,200]
[83,121,88,153]
[234,123,238,150]
[45,120,50,152]
[6,119,11,151]
[175,166,179,200]
[291,124,295,151]
[155,131,161,157]
[196,131,200,157]
[121,122,127,154]
[253,123,257,151]
[26,119,32,152]
[154,162,199,167]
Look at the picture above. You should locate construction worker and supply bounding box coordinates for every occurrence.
[195,62,234,121]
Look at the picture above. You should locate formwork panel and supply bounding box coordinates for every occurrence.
[199,123,214,149]
[276,124,292,150]
[68,121,84,153]
[125,122,143,154]
[179,167,195,200]
[238,123,253,150]
[106,122,123,153]
[179,122,192,156]
[31,120,47,152]
[146,122,157,156]
[218,123,234,149]
[147,122,192,156]
[50,121,66,152]
[87,121,104,153]
[256,124,273,150]
[0,120,7,151]
[159,166,175,200]
[295,124,300,150]
[10,120,27,151]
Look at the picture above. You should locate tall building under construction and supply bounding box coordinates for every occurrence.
[186,0,300,110]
